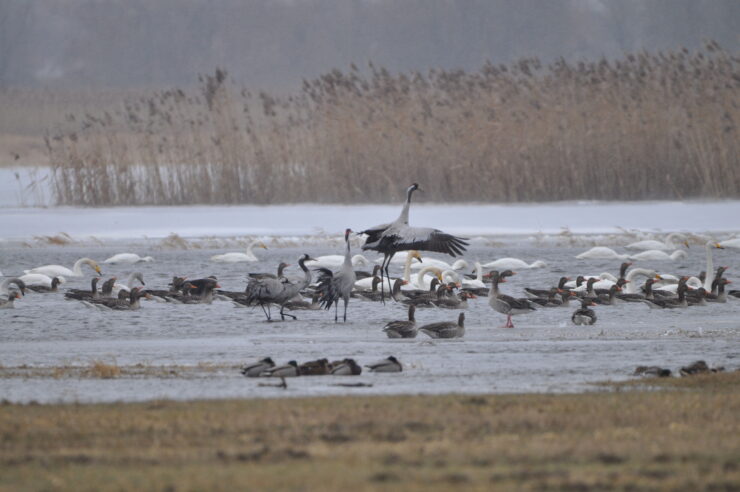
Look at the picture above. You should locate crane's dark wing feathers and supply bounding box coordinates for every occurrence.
[359,223,390,251]
[245,278,283,305]
[375,227,468,256]
[314,268,340,309]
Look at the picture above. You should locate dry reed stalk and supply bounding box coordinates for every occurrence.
[46,43,739,206]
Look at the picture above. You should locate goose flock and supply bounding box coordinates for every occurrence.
[240,355,402,378]
[1,185,737,348]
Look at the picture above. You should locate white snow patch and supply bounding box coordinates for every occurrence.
[1,200,739,241]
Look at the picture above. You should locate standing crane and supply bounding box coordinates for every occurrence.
[315,228,357,322]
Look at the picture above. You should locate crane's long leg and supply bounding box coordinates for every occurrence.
[343,296,348,322]
[385,252,396,293]
[379,253,389,304]
[280,305,297,321]
[334,301,339,322]
[260,303,271,321]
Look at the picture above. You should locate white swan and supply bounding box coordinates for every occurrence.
[410,258,468,271]
[103,253,154,264]
[112,272,146,296]
[575,247,628,260]
[654,275,702,294]
[211,240,268,263]
[482,258,547,269]
[566,269,656,294]
[307,254,369,269]
[629,250,688,261]
[355,251,421,290]
[718,237,740,249]
[703,241,725,291]
[383,251,433,265]
[26,258,101,277]
[1,277,26,297]
[18,273,66,288]
[461,262,486,290]
[608,269,657,294]
[563,272,616,289]
[626,233,688,251]
[404,266,447,291]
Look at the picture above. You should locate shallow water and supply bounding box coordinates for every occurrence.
[1,241,738,403]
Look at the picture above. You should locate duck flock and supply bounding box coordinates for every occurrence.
[2,183,738,378]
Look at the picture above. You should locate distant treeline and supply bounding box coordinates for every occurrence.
[48,43,739,205]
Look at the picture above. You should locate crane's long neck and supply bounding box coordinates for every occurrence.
[398,187,415,225]
[703,242,715,291]
[343,237,352,269]
[298,258,312,288]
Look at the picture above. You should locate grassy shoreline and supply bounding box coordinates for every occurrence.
[1,372,738,490]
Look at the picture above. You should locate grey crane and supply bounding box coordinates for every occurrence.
[244,254,315,321]
[315,228,357,322]
[359,183,468,302]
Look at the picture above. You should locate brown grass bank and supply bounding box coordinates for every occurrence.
[1,372,738,491]
[46,42,739,205]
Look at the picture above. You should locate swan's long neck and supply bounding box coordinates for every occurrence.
[403,255,416,282]
[703,242,715,291]
[442,269,461,284]
[72,258,88,276]
[473,262,483,282]
[0,277,23,295]
[665,232,685,249]
[415,266,441,287]
[246,240,258,256]
[625,268,656,293]
[126,273,137,287]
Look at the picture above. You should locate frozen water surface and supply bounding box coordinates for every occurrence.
[0,203,739,403]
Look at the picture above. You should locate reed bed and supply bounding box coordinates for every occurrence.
[47,42,739,205]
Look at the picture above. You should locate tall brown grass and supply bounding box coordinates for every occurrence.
[46,42,739,205]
